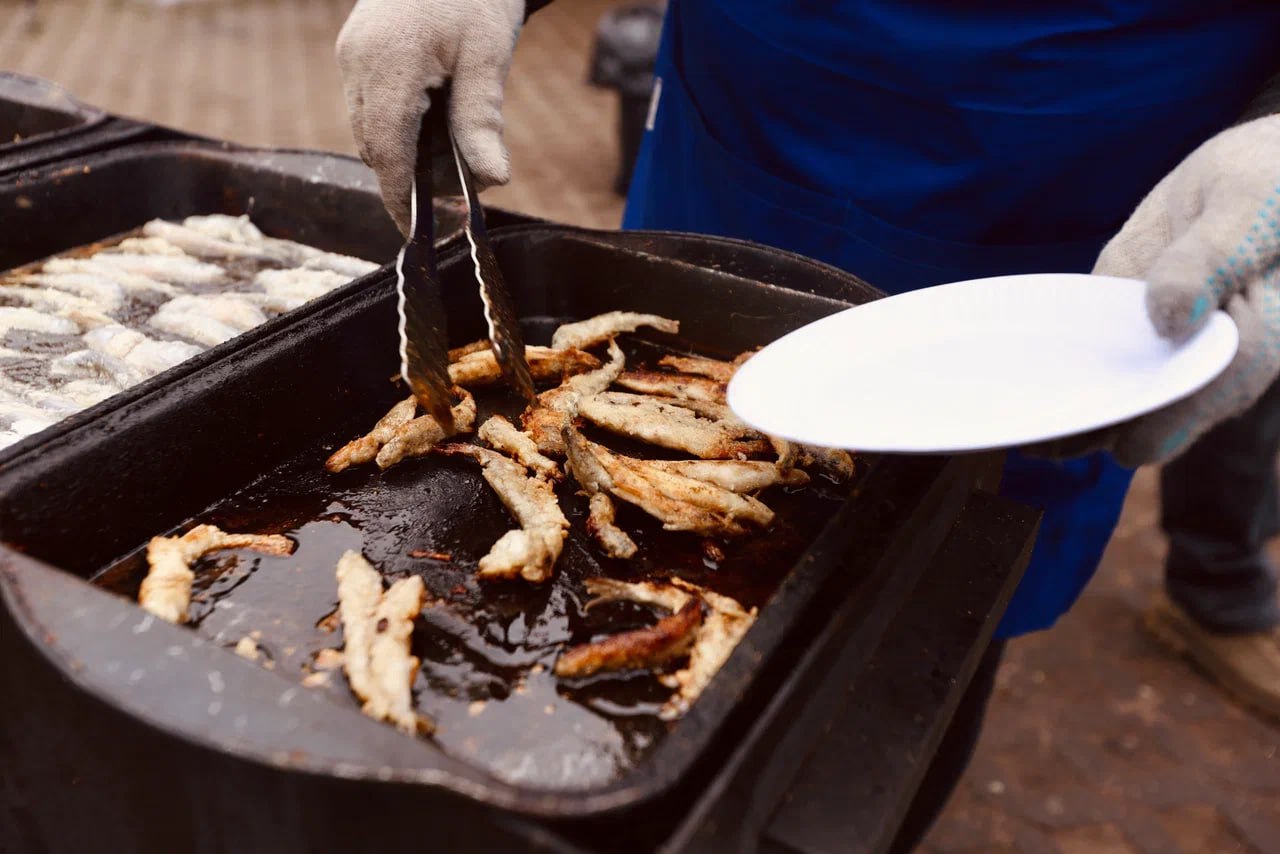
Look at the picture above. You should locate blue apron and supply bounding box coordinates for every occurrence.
[624,1,1280,637]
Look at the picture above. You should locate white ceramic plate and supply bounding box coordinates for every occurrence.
[725,274,1239,454]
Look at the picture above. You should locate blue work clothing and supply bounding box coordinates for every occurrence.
[623,1,1280,637]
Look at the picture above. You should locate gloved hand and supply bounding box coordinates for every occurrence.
[1039,115,1280,468]
[336,0,525,235]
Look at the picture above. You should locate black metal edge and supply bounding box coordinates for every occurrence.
[762,490,1041,854]
[557,229,884,306]
[0,118,177,177]
[0,72,108,159]
[658,453,1004,853]
[0,224,906,820]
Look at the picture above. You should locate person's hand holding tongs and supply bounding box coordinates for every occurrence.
[336,0,539,430]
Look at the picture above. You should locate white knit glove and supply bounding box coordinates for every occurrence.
[336,0,524,235]
[1040,116,1280,467]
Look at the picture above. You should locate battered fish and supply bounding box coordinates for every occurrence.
[149,294,267,347]
[448,345,600,388]
[563,427,638,558]
[374,388,477,469]
[577,391,770,460]
[77,252,227,286]
[645,459,809,492]
[478,415,560,480]
[660,578,757,719]
[554,600,703,678]
[550,311,679,350]
[587,493,637,559]
[614,369,726,403]
[84,325,202,378]
[563,576,757,719]
[522,339,626,455]
[447,339,492,361]
[325,395,418,473]
[114,236,187,256]
[657,354,737,383]
[19,268,130,308]
[563,427,773,536]
[438,444,569,583]
[0,306,80,336]
[335,550,432,736]
[0,285,115,329]
[252,268,350,313]
[143,219,275,262]
[139,525,294,624]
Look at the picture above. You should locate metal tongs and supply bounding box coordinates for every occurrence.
[396,86,536,434]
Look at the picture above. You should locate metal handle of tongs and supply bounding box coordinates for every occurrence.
[396,87,536,434]
[442,98,537,405]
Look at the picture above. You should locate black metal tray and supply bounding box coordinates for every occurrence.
[0,139,472,462]
[0,72,165,176]
[0,226,978,829]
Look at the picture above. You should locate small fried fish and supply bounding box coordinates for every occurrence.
[554,600,703,678]
[140,525,294,624]
[550,311,679,350]
[478,415,560,480]
[374,388,477,470]
[335,550,432,736]
[448,345,600,388]
[438,444,569,584]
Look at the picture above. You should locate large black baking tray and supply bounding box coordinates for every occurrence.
[0,226,986,837]
[0,139,473,461]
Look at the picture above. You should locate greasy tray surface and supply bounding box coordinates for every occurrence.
[94,330,852,791]
[0,226,886,816]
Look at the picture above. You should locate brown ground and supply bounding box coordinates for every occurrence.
[4,1,1277,851]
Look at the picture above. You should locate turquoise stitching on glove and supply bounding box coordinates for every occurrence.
[1197,187,1280,324]
[1153,196,1280,461]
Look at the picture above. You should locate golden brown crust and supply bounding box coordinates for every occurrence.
[521,339,627,456]
[478,415,561,480]
[614,369,726,403]
[438,443,569,583]
[373,388,476,470]
[447,339,492,361]
[140,525,294,624]
[577,391,770,460]
[657,354,737,383]
[554,600,704,678]
[448,346,600,388]
[550,311,679,351]
[586,492,638,559]
[335,550,432,735]
[325,395,418,472]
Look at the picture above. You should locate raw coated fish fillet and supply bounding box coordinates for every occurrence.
[0,307,79,336]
